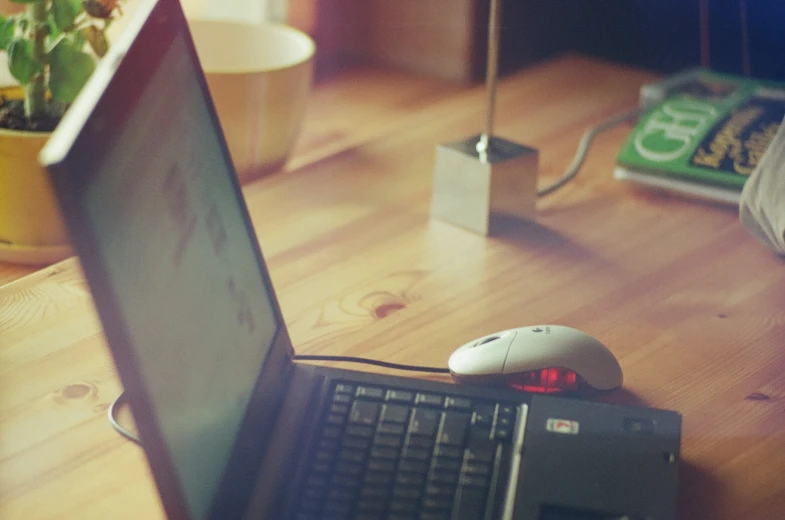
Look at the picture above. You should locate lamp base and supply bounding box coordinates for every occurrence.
[431,135,538,235]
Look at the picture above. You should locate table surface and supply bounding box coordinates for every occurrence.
[2,55,784,520]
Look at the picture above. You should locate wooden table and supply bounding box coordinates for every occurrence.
[2,55,784,519]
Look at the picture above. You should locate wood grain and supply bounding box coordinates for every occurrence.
[1,55,785,519]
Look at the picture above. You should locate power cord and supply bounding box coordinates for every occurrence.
[536,107,643,198]
[108,390,142,445]
[108,355,451,445]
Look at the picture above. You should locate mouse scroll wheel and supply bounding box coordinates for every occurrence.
[471,336,500,348]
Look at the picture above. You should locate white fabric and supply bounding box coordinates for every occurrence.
[739,115,785,255]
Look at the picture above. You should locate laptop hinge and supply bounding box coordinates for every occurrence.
[240,363,325,520]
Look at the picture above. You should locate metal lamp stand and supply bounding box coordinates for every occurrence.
[430,0,539,235]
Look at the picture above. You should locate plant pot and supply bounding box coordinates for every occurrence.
[0,119,72,265]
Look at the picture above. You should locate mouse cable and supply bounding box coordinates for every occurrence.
[292,354,451,374]
[108,390,142,445]
[108,355,450,445]
[536,106,643,198]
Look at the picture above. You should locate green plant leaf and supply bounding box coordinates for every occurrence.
[7,38,41,84]
[52,0,82,31]
[0,17,15,50]
[9,0,46,4]
[48,39,94,103]
[46,13,63,43]
[81,24,107,57]
[70,27,85,50]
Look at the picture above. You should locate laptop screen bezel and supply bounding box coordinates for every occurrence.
[41,0,296,517]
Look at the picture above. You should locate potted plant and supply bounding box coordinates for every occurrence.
[0,0,120,264]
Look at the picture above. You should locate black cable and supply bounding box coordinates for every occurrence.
[293,354,451,374]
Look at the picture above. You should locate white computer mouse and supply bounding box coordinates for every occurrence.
[448,325,623,393]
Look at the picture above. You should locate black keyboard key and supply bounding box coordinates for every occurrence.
[312,460,330,473]
[406,435,434,449]
[389,497,419,513]
[326,413,345,426]
[460,474,490,488]
[381,403,411,423]
[416,393,445,407]
[335,461,363,476]
[370,446,399,460]
[468,427,492,443]
[425,483,455,498]
[345,425,374,439]
[398,459,428,474]
[429,470,459,485]
[356,386,385,400]
[378,422,406,436]
[360,486,390,499]
[396,471,426,487]
[451,485,487,520]
[363,471,395,486]
[462,461,492,477]
[431,456,462,473]
[350,401,381,426]
[471,405,495,427]
[303,487,325,501]
[434,445,463,459]
[357,499,386,512]
[465,437,495,463]
[386,389,415,403]
[318,438,339,451]
[374,433,403,449]
[338,448,365,464]
[402,446,432,461]
[333,393,351,404]
[498,404,514,417]
[334,383,354,394]
[492,426,511,442]
[437,412,470,446]
[392,485,422,500]
[409,408,442,437]
[423,496,453,511]
[327,487,355,502]
[389,514,416,520]
[314,449,335,463]
[496,415,513,430]
[330,403,349,415]
[323,500,351,516]
[332,475,360,489]
[306,474,328,488]
[297,500,321,513]
[322,425,341,439]
[445,397,472,410]
[420,512,451,520]
[342,436,371,451]
[368,458,396,472]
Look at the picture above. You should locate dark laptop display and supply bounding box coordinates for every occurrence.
[40,0,682,519]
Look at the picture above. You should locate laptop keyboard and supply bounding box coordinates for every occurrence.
[290,382,523,520]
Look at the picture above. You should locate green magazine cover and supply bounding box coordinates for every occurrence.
[615,70,785,204]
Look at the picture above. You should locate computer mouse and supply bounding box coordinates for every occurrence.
[448,325,622,394]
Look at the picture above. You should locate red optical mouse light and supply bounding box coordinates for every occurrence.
[507,367,580,394]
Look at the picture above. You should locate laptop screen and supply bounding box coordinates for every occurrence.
[73,23,280,520]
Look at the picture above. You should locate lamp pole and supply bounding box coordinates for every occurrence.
[477,0,502,155]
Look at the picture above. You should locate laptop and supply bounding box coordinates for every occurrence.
[39,0,682,518]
